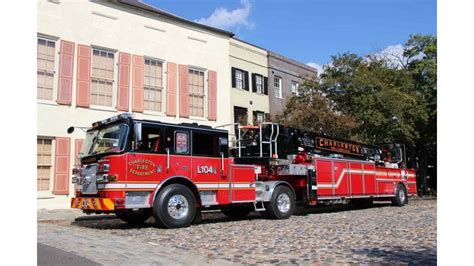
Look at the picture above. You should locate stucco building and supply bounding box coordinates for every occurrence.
[267,51,317,119]
[37,0,233,208]
[228,38,269,141]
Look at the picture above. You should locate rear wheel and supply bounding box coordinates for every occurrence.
[116,209,152,225]
[265,186,295,219]
[221,204,253,219]
[392,184,408,207]
[153,184,196,228]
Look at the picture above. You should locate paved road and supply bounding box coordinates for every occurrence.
[38,243,100,266]
[38,198,436,264]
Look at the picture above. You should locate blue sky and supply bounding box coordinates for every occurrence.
[143,0,436,69]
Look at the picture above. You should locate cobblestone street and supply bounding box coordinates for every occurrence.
[38,198,436,265]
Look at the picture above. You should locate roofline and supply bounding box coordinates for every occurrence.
[231,37,267,52]
[268,50,318,73]
[114,0,234,38]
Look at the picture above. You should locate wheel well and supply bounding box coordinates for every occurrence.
[154,177,201,206]
[398,182,408,193]
[275,182,296,200]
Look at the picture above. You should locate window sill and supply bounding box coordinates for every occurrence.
[233,87,249,92]
[37,191,54,199]
[188,116,208,121]
[88,105,119,113]
[143,110,166,117]
[37,100,59,106]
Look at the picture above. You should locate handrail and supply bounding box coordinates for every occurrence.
[215,123,242,157]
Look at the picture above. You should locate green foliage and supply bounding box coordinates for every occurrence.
[277,76,358,140]
[279,34,436,151]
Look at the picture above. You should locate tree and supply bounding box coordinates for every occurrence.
[278,34,437,195]
[320,52,427,148]
[276,75,358,140]
[404,34,437,194]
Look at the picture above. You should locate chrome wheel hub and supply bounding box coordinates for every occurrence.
[277,193,291,213]
[167,194,189,219]
[399,189,406,203]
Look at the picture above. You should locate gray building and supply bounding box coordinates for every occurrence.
[267,51,317,119]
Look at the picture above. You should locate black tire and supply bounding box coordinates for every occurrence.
[265,186,295,219]
[116,209,152,225]
[392,184,408,207]
[153,184,196,228]
[221,204,253,219]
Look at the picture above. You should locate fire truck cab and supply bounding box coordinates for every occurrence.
[70,113,417,228]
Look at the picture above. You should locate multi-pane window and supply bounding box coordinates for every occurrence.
[235,69,244,89]
[91,49,115,107]
[37,138,53,191]
[144,59,163,112]
[37,38,56,101]
[256,75,263,94]
[189,69,205,117]
[253,111,265,125]
[274,76,282,98]
[291,80,299,96]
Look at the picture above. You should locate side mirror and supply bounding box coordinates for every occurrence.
[67,126,75,134]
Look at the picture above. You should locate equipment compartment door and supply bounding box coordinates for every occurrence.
[363,163,376,195]
[315,159,334,197]
[349,162,364,195]
[229,164,256,202]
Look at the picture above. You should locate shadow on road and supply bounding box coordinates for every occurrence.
[350,245,437,265]
[69,202,393,230]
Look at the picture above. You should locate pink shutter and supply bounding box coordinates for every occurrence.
[53,137,70,195]
[132,55,144,112]
[57,40,75,105]
[76,45,91,107]
[179,65,189,118]
[75,139,84,166]
[208,70,217,121]
[166,62,177,116]
[117,52,131,111]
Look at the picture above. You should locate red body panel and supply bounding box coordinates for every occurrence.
[314,158,417,199]
[91,153,256,206]
[76,152,417,211]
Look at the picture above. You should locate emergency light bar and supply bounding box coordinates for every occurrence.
[92,113,134,128]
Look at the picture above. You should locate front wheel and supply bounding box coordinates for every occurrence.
[392,184,408,207]
[153,184,196,228]
[265,186,295,219]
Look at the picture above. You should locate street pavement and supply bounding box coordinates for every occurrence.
[38,198,436,265]
[38,243,100,266]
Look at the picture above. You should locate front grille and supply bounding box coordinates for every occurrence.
[80,164,98,195]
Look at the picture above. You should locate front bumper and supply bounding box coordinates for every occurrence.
[71,197,115,211]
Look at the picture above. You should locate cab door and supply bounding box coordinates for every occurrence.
[190,130,224,204]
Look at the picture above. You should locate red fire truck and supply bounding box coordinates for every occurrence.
[70,113,417,228]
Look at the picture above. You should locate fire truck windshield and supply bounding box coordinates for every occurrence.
[81,123,129,156]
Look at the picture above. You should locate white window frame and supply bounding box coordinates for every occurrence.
[188,67,207,119]
[37,34,60,105]
[256,111,265,123]
[255,74,263,94]
[274,76,282,98]
[291,80,299,96]
[143,57,166,114]
[37,136,55,197]
[89,46,117,111]
[235,69,244,90]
